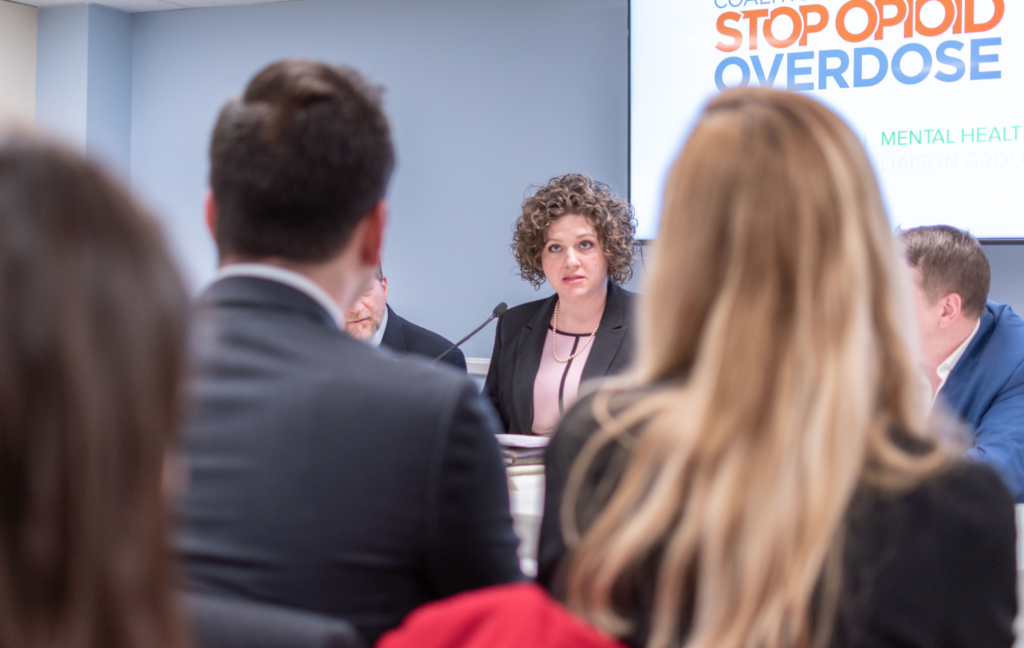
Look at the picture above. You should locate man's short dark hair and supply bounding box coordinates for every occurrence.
[898,225,990,318]
[210,60,395,262]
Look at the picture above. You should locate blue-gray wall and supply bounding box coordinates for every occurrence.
[36,5,133,178]
[35,0,1024,358]
[86,5,133,179]
[36,6,89,145]
[130,0,629,359]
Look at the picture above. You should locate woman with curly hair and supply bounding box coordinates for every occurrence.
[484,173,638,436]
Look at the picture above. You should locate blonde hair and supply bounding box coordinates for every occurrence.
[562,89,949,648]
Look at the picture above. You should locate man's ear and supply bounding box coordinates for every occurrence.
[204,191,218,241]
[937,292,963,329]
[359,200,387,268]
[381,276,388,302]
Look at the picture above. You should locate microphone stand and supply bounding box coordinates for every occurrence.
[434,302,508,363]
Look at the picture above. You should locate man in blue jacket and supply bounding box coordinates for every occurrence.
[901,225,1024,501]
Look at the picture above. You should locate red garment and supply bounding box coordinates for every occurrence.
[376,583,627,648]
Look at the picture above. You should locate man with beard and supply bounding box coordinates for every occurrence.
[345,265,467,370]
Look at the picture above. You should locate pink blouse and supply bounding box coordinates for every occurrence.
[531,327,594,436]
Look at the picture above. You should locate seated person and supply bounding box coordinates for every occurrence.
[537,89,1016,647]
[177,60,521,645]
[485,174,638,435]
[0,137,189,648]
[899,225,1024,501]
[345,265,467,370]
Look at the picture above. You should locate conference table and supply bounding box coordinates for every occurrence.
[508,466,1024,645]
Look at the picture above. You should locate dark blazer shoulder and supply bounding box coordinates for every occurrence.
[617,285,640,309]
[395,310,455,356]
[382,305,466,369]
[836,459,1016,647]
[379,306,408,353]
[851,459,1014,534]
[197,275,337,328]
[196,280,468,407]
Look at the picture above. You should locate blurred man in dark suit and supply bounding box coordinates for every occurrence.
[177,60,521,645]
[345,265,467,370]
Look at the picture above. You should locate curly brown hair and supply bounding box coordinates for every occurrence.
[512,174,637,288]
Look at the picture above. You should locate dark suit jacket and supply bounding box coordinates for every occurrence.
[941,301,1024,502]
[484,282,636,435]
[540,387,1017,648]
[380,305,466,370]
[177,277,522,645]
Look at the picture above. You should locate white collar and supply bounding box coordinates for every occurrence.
[933,318,981,401]
[367,305,389,348]
[214,263,344,329]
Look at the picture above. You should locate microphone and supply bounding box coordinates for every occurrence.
[434,302,508,363]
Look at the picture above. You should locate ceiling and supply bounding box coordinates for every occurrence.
[16,0,292,12]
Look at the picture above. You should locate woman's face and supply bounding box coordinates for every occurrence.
[541,214,608,303]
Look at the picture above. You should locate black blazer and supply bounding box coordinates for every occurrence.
[177,277,522,645]
[380,304,466,370]
[539,387,1018,648]
[484,282,637,435]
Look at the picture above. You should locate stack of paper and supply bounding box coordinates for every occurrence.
[496,434,549,466]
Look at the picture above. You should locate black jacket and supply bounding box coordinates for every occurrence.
[539,387,1018,648]
[177,277,522,645]
[380,304,466,370]
[484,282,636,435]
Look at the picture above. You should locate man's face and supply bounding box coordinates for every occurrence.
[909,266,946,362]
[345,276,388,341]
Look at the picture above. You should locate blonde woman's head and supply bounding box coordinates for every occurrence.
[644,89,919,409]
[564,89,947,648]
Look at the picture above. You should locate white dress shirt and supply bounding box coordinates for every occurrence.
[214,263,344,330]
[928,319,981,406]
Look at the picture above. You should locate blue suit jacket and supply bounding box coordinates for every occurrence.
[941,301,1024,502]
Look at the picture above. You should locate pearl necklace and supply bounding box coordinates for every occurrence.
[551,299,601,363]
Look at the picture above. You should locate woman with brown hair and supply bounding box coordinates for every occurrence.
[537,89,1016,647]
[0,136,189,648]
[485,173,638,436]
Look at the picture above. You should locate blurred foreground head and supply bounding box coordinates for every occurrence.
[566,89,949,648]
[209,59,394,264]
[0,137,188,648]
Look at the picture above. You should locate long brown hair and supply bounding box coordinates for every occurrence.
[0,137,189,648]
[563,89,948,648]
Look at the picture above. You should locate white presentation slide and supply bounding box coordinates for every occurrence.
[631,0,1023,239]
